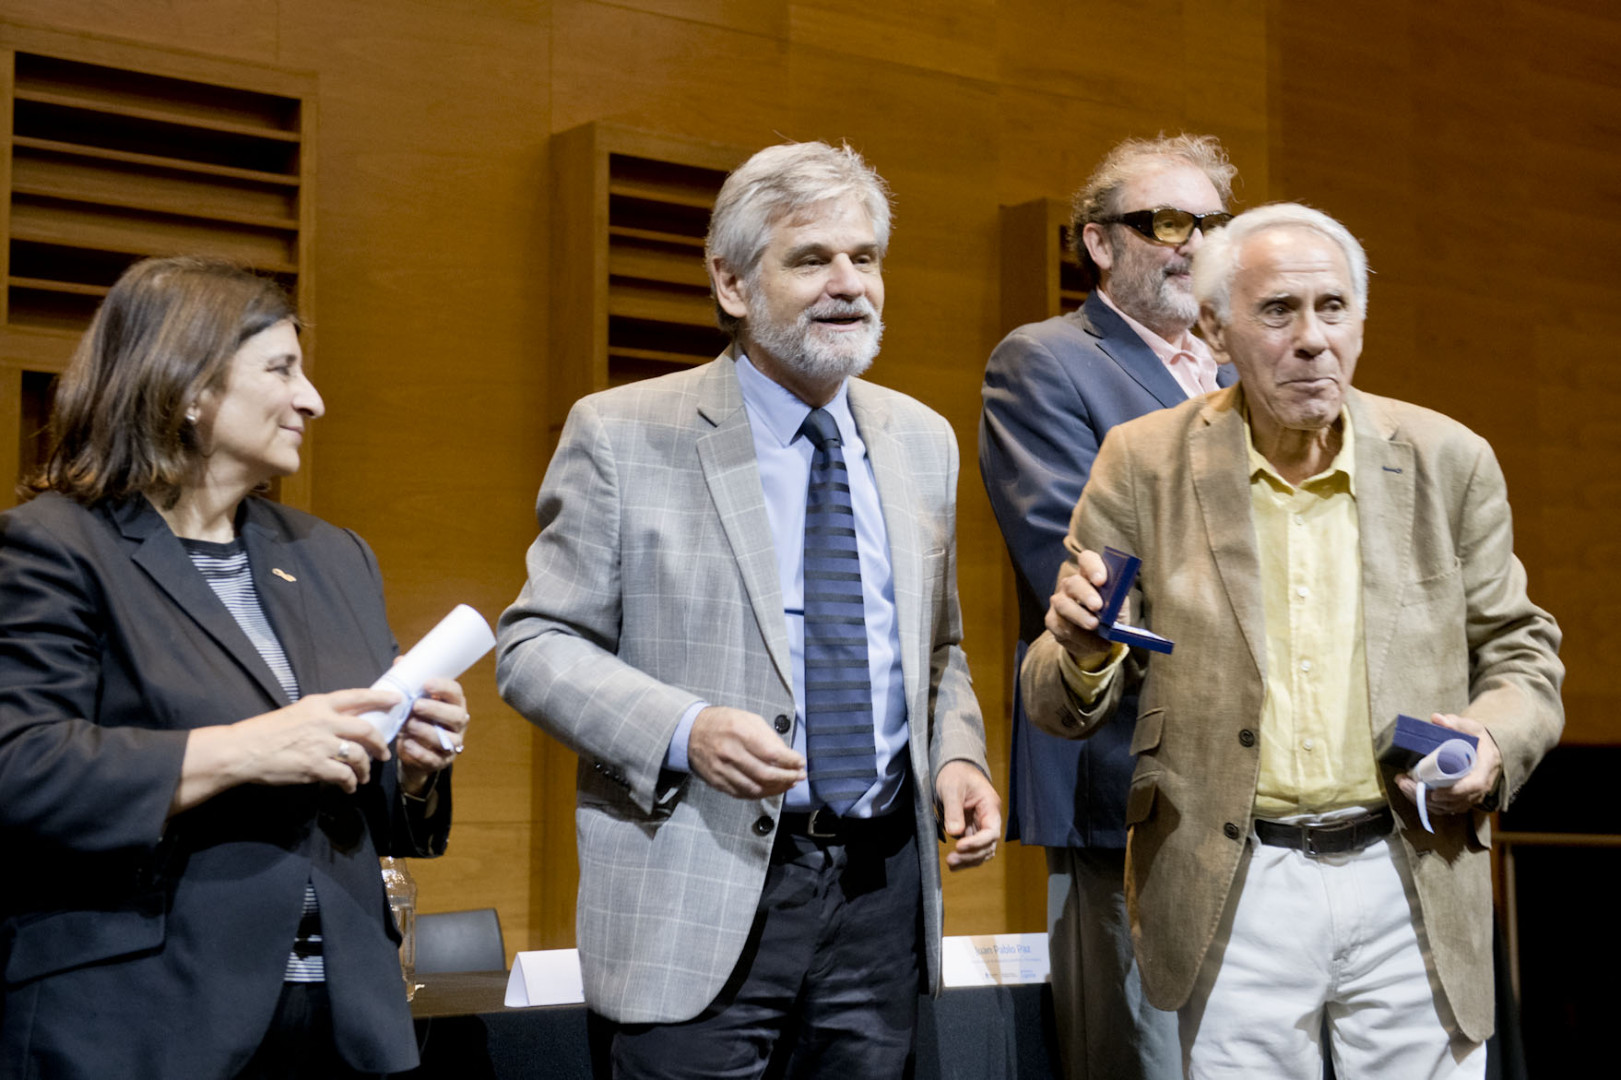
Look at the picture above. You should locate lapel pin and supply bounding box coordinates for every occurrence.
[272,568,298,582]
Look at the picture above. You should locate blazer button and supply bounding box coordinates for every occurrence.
[774,714,791,734]
[1223,822,1241,841]
[753,816,774,836]
[1238,729,1256,747]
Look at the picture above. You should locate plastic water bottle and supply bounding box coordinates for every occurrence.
[380,857,418,999]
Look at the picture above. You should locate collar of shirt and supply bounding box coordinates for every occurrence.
[1096,286,1221,395]
[1243,407,1358,498]
[734,352,859,453]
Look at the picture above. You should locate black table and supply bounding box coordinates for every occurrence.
[405,972,1057,1079]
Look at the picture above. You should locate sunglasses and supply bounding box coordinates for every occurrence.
[1100,207,1234,245]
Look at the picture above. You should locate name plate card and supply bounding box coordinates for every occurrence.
[504,949,586,1008]
[940,933,1051,987]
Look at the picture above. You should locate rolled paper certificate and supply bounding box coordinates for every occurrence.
[1412,737,1478,834]
[361,604,495,749]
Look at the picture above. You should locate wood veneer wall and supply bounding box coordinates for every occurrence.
[2,0,1613,957]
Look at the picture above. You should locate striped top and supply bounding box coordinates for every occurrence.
[180,537,322,983]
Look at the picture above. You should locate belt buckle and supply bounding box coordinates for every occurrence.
[1300,817,1357,858]
[806,806,839,839]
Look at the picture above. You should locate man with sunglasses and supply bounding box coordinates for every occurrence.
[979,133,1236,1080]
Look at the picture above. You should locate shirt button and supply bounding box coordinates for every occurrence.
[1238,729,1256,747]
[774,714,791,734]
[1303,738,1315,751]
[753,816,774,836]
[1223,822,1242,841]
[1300,659,1313,673]
[1296,586,1309,599]
[1293,514,1305,526]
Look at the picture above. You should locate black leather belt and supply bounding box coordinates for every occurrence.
[777,806,909,843]
[1253,806,1394,858]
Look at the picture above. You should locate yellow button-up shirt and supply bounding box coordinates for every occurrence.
[1247,414,1384,818]
[1058,411,1387,816]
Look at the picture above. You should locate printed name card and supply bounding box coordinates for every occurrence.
[940,933,1051,987]
[504,948,586,1007]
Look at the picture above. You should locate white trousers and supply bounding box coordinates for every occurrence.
[1179,832,1485,1080]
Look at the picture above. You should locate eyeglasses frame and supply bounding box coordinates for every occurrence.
[1098,207,1234,246]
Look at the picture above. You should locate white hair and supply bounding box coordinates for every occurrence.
[1192,203,1369,323]
[705,141,891,336]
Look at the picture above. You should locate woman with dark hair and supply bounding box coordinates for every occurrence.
[0,256,468,1078]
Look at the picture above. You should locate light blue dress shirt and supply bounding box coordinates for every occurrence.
[664,355,911,816]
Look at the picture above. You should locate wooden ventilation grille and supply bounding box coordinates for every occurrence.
[1057,222,1086,314]
[604,152,729,386]
[7,51,305,335]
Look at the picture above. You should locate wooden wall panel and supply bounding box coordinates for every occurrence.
[790,1,999,83]
[0,0,280,63]
[11,0,1615,962]
[550,0,788,143]
[272,0,553,958]
[1271,0,1621,748]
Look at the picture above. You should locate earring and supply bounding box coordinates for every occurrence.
[185,406,199,424]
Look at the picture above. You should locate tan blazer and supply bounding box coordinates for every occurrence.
[497,354,988,1024]
[1021,385,1563,1041]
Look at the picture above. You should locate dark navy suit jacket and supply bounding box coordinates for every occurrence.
[0,493,450,1078]
[978,291,1234,848]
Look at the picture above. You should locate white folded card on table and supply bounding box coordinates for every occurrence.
[361,604,495,750]
[940,932,1050,987]
[505,949,586,1008]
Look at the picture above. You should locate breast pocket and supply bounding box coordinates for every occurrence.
[1396,558,1468,683]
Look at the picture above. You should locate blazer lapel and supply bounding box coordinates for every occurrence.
[241,505,321,699]
[1348,390,1415,707]
[114,496,292,706]
[848,384,922,714]
[1190,388,1267,679]
[1081,293,1188,408]
[693,356,794,692]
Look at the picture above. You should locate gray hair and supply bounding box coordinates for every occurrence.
[1191,202,1370,324]
[705,141,892,336]
[1070,133,1236,285]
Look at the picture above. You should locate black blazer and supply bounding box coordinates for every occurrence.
[0,493,451,1078]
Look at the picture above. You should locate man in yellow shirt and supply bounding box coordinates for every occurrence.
[1020,203,1563,1078]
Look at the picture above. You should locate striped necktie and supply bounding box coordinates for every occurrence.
[799,407,877,816]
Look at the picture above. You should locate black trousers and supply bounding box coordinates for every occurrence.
[234,981,384,1079]
[605,814,924,1080]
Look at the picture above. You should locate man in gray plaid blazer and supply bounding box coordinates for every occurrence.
[498,141,1000,1077]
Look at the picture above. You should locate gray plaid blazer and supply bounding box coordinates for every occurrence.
[497,353,989,1024]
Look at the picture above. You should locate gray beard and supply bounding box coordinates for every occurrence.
[1107,247,1198,334]
[747,299,883,384]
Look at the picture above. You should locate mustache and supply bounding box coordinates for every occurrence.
[804,298,878,322]
[1162,259,1192,277]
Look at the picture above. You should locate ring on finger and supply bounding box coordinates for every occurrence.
[335,740,352,763]
[453,742,467,755]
